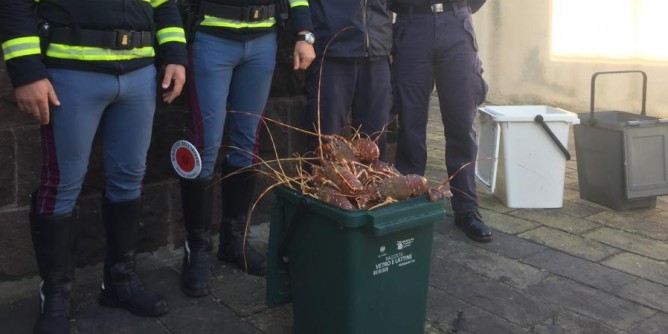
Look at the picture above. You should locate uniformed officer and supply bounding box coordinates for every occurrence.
[178,0,315,297]
[0,0,187,332]
[390,0,493,242]
[303,0,393,160]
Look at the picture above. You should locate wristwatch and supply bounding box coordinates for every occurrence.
[296,32,316,45]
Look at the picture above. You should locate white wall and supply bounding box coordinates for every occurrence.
[473,0,668,118]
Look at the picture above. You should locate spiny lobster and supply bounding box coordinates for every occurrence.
[299,134,451,210]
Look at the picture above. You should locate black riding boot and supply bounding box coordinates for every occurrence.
[179,177,213,297]
[217,165,267,276]
[29,208,79,334]
[98,197,169,317]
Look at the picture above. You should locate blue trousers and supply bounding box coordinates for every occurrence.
[304,57,392,160]
[187,31,277,177]
[393,7,488,213]
[35,66,157,215]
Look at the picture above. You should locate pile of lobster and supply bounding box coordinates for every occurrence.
[290,134,451,210]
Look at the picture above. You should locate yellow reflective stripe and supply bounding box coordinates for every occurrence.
[157,27,186,44]
[150,0,168,7]
[200,15,276,29]
[289,1,309,8]
[46,43,155,61]
[2,36,41,61]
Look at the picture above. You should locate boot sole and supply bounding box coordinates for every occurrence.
[466,233,493,243]
[457,226,493,243]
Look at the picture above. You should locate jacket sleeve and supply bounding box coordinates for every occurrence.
[287,0,313,34]
[151,0,188,66]
[0,0,49,88]
[470,0,487,14]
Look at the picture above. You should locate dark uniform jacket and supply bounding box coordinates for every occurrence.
[308,0,393,58]
[390,0,487,14]
[196,0,313,41]
[0,0,188,88]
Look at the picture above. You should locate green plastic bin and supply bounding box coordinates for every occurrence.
[266,186,446,334]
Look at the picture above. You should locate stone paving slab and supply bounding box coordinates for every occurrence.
[444,305,530,334]
[532,310,625,334]
[246,305,293,334]
[562,187,583,202]
[209,266,268,317]
[617,278,668,313]
[477,209,539,235]
[628,312,668,334]
[453,307,531,334]
[585,227,668,260]
[0,297,38,334]
[524,276,656,331]
[586,211,668,241]
[427,286,532,334]
[645,212,668,241]
[430,256,556,327]
[158,300,259,334]
[602,252,668,285]
[446,246,549,289]
[519,226,621,261]
[469,230,547,260]
[426,287,473,333]
[432,232,473,258]
[477,193,516,214]
[510,209,600,234]
[522,248,637,292]
[74,305,171,334]
[557,200,607,219]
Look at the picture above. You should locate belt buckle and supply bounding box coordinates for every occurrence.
[249,6,264,21]
[431,3,444,13]
[116,30,133,50]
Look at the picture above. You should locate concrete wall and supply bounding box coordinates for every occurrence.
[474,0,668,117]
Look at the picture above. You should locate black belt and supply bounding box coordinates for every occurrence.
[201,2,276,22]
[393,1,468,15]
[48,27,154,50]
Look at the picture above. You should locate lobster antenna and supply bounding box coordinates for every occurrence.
[316,26,355,161]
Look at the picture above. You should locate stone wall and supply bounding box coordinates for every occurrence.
[0,30,307,282]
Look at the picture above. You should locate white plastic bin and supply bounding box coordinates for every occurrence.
[474,105,580,208]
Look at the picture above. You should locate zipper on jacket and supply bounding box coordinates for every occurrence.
[363,0,370,57]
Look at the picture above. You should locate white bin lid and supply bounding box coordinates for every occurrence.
[474,109,500,193]
[479,105,580,123]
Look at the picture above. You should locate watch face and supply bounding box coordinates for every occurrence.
[301,32,315,44]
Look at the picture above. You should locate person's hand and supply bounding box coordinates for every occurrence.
[161,64,186,104]
[293,41,315,70]
[14,78,60,125]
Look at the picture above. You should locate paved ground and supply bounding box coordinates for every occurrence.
[2,97,667,333]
